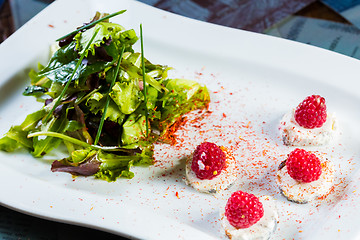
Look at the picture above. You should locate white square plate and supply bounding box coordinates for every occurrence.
[1,0,360,239]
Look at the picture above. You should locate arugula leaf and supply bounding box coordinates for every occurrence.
[0,137,18,152]
[32,116,83,157]
[29,65,51,88]
[23,85,47,97]
[3,126,33,150]
[64,120,84,132]
[0,109,47,152]
[38,42,80,85]
[32,117,65,157]
[20,109,47,131]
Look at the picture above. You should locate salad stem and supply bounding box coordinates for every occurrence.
[75,87,101,105]
[140,24,149,138]
[56,10,126,41]
[28,131,123,151]
[28,131,92,149]
[94,45,126,145]
[44,28,100,123]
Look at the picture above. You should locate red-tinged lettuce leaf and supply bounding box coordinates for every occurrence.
[51,158,100,176]
[50,149,147,181]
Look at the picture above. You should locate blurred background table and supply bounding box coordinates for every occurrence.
[0,0,357,239]
[0,0,351,43]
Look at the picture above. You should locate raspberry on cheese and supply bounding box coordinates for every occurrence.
[185,143,237,193]
[276,149,335,204]
[294,95,327,129]
[220,192,278,240]
[191,142,226,180]
[225,191,264,229]
[286,148,322,183]
[279,95,338,146]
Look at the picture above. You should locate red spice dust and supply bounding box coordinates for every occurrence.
[149,69,357,239]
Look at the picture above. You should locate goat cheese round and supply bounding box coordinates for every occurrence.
[185,147,237,194]
[276,157,334,204]
[279,109,338,146]
[220,196,278,240]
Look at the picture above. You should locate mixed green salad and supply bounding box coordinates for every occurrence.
[0,11,210,181]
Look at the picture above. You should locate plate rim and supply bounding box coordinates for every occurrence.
[1,0,360,239]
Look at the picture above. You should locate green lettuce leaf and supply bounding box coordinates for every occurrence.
[121,112,147,145]
[85,92,125,124]
[75,22,125,57]
[110,80,142,115]
[94,151,137,181]
[121,53,166,92]
[71,149,97,164]
[0,109,47,152]
[159,78,210,129]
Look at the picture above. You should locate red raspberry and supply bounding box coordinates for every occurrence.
[225,191,264,229]
[286,148,322,183]
[191,142,226,180]
[294,95,327,129]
